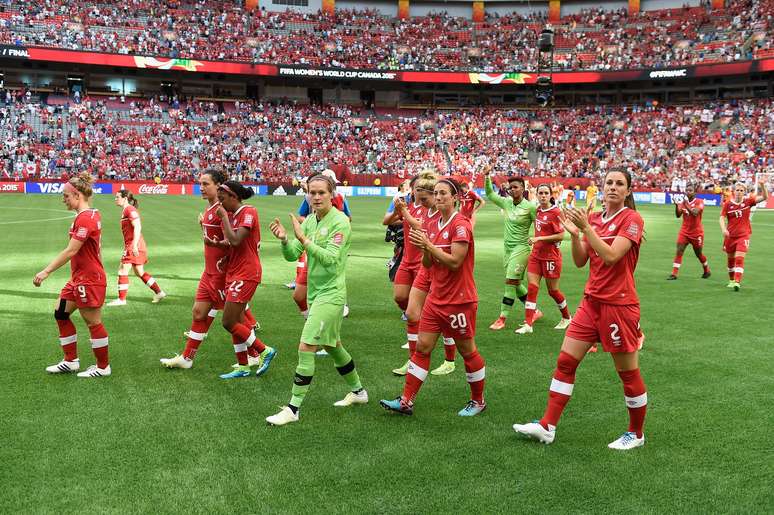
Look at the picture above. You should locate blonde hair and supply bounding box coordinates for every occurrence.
[69,172,95,198]
[414,169,438,193]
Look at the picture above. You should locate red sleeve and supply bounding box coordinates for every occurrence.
[551,211,564,234]
[451,218,473,244]
[71,214,93,242]
[128,207,140,220]
[720,201,729,216]
[696,199,704,213]
[746,195,758,207]
[235,207,256,230]
[617,211,643,245]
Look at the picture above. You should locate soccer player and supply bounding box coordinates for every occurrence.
[668,184,711,280]
[513,168,648,450]
[213,181,276,379]
[458,179,485,228]
[585,182,598,210]
[380,177,486,416]
[564,189,576,209]
[266,173,366,426]
[387,172,457,377]
[160,170,263,370]
[484,168,540,330]
[719,181,769,291]
[515,184,572,335]
[106,190,166,305]
[33,172,111,378]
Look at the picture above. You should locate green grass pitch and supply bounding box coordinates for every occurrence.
[1,194,772,513]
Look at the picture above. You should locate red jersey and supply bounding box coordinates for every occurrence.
[202,201,228,275]
[69,209,106,285]
[532,205,563,260]
[226,204,262,283]
[583,207,643,305]
[425,212,477,305]
[721,196,756,238]
[400,201,428,269]
[422,207,441,233]
[120,205,146,251]
[458,189,481,219]
[678,197,705,237]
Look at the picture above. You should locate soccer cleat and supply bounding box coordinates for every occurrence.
[532,310,544,323]
[232,354,261,368]
[392,360,410,376]
[343,304,350,318]
[512,420,555,444]
[701,271,711,279]
[284,281,296,290]
[46,359,80,374]
[489,316,507,330]
[401,311,408,321]
[430,361,456,376]
[266,406,299,426]
[726,281,736,289]
[76,364,111,378]
[333,389,369,407]
[219,365,251,379]
[255,347,277,377]
[183,330,208,340]
[160,354,192,369]
[458,400,486,417]
[515,323,533,335]
[400,342,410,349]
[587,344,598,353]
[607,431,645,450]
[253,321,261,331]
[379,396,413,415]
[316,348,328,356]
[106,298,127,307]
[666,274,677,280]
[637,332,645,351]
[151,291,167,303]
[554,318,572,330]
[732,282,740,292]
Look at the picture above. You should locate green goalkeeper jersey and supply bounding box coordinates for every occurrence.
[485,175,536,252]
[281,207,351,305]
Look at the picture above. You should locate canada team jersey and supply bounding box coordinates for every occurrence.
[226,205,262,283]
[458,190,481,219]
[422,208,442,233]
[425,212,477,305]
[679,197,705,237]
[120,205,147,251]
[201,202,228,275]
[583,207,643,305]
[533,205,563,260]
[721,196,756,238]
[69,209,106,285]
[400,202,428,269]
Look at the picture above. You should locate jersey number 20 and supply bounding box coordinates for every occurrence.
[449,313,468,329]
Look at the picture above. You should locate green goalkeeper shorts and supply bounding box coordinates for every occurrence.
[300,301,344,347]
[504,246,530,281]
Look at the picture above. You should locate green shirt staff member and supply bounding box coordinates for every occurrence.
[483,168,538,331]
[266,173,367,426]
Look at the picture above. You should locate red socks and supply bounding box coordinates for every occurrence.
[88,323,109,369]
[524,283,539,325]
[540,351,579,430]
[183,319,209,360]
[56,318,78,361]
[141,272,162,294]
[618,368,647,438]
[118,274,129,300]
[548,289,570,320]
[396,298,408,312]
[294,297,308,313]
[461,349,485,403]
[402,351,430,403]
[733,256,745,283]
[443,337,456,362]
[247,332,267,358]
[407,321,419,357]
[671,254,683,277]
[699,254,710,273]
[727,256,735,280]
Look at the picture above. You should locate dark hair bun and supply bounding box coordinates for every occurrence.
[205,168,228,185]
[222,180,253,201]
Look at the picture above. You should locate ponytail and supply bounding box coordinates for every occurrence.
[118,189,138,207]
[220,180,254,201]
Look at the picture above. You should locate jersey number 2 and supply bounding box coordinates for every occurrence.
[609,323,621,345]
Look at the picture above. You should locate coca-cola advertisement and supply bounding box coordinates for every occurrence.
[0,181,25,193]
[117,183,191,195]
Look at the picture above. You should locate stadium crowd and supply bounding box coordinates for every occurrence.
[1,93,771,189]
[0,0,771,72]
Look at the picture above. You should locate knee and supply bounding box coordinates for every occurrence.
[54,300,70,320]
[557,351,580,374]
[191,306,208,321]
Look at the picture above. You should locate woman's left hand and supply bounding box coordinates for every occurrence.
[564,205,590,232]
[408,227,429,249]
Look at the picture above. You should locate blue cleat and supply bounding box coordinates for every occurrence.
[255,347,277,378]
[220,365,251,379]
[458,400,487,417]
[379,396,413,415]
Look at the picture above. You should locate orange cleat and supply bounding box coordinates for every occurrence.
[489,316,507,330]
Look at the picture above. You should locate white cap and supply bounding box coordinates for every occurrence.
[321,169,340,183]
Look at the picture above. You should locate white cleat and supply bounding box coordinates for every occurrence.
[513,421,555,444]
[183,330,208,340]
[266,406,299,426]
[333,389,369,407]
[106,298,127,307]
[343,304,350,318]
[607,432,645,450]
[232,354,261,368]
[316,348,328,356]
[160,354,192,369]
[515,324,534,335]
[151,291,167,304]
[554,318,572,330]
[401,342,410,349]
[284,281,296,290]
[46,359,80,374]
[76,364,111,378]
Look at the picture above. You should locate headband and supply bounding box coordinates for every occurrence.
[218,184,237,196]
[64,182,78,194]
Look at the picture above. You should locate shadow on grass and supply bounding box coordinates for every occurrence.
[0,289,61,301]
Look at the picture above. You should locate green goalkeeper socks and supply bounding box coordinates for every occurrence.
[328,345,363,392]
[290,351,316,409]
[500,284,518,318]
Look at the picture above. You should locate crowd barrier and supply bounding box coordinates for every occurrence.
[4,181,772,207]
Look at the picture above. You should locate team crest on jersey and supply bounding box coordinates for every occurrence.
[443,231,449,239]
[543,215,548,220]
[208,214,213,220]
[609,223,616,232]
[320,228,329,236]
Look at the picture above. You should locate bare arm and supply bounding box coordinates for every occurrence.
[131,218,142,254]
[221,218,249,246]
[529,232,565,245]
[719,215,729,237]
[755,182,769,204]
[382,210,401,226]
[33,238,85,286]
[580,229,634,267]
